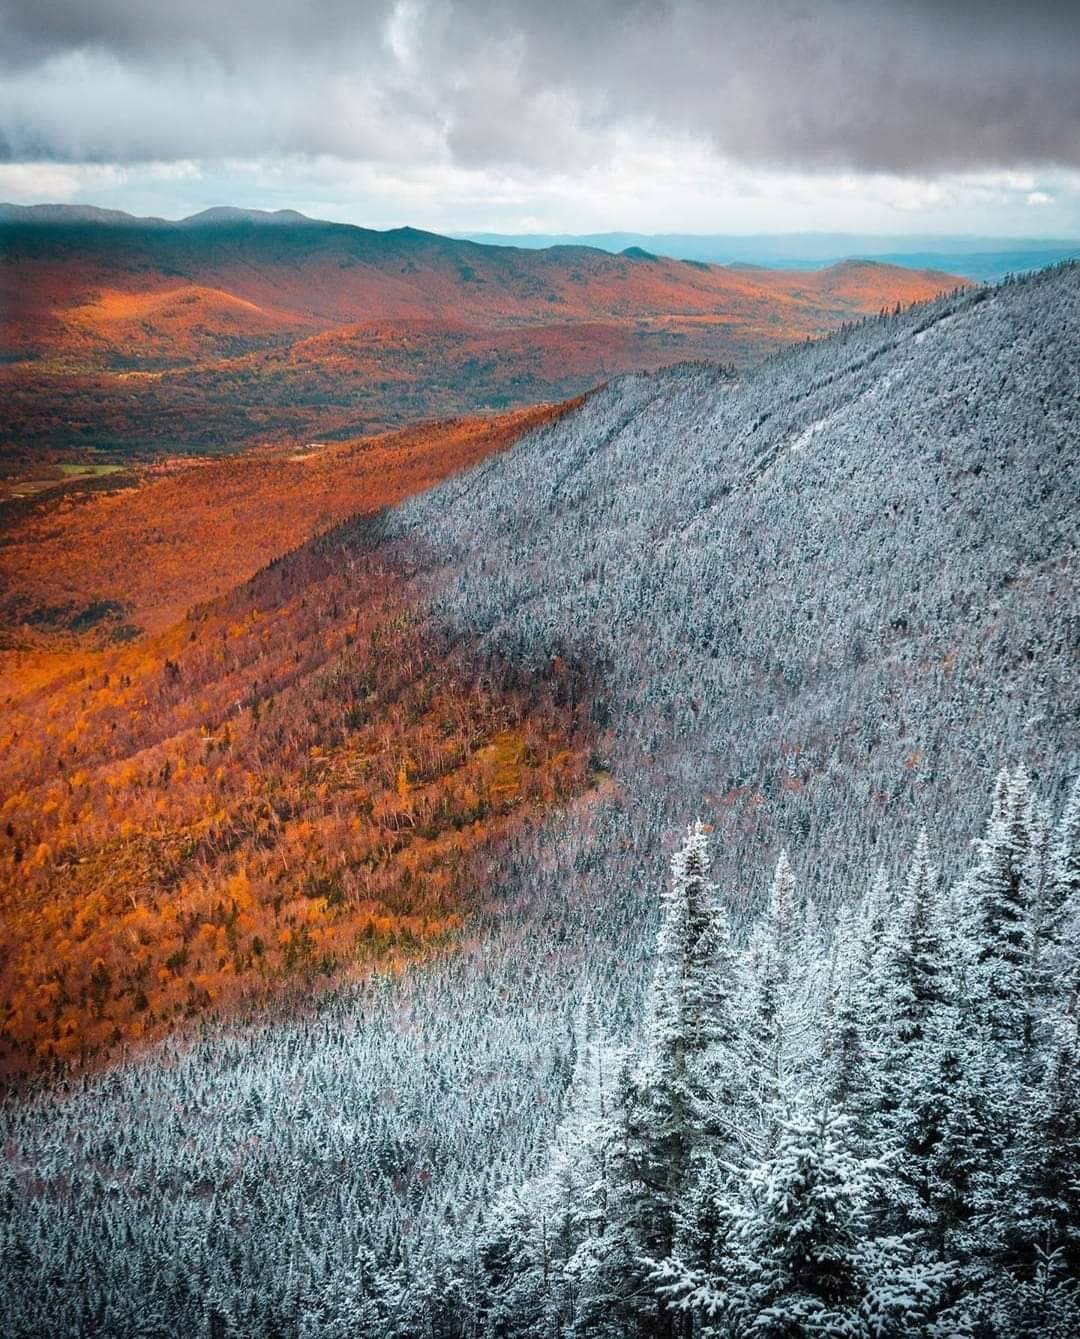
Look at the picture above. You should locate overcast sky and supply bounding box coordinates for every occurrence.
[2,0,1080,235]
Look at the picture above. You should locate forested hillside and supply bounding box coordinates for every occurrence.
[380,262,1079,888]
[0,405,587,1073]
[1,265,1077,1336]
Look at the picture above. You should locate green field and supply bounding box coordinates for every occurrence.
[56,462,127,477]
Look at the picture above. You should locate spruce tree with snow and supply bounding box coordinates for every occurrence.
[1042,776,1080,1014]
[878,830,946,1050]
[617,820,745,1335]
[623,823,738,1235]
[962,766,1039,1049]
[819,906,871,1130]
[656,1105,953,1338]
[1004,1016,1080,1312]
[740,850,804,1118]
[870,830,958,1234]
[471,1000,629,1337]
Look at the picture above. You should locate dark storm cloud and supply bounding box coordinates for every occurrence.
[2,0,1079,172]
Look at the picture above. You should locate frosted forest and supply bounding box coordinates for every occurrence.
[2,264,1079,1337]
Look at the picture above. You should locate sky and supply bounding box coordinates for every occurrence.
[2,0,1080,236]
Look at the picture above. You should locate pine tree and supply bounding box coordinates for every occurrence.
[688,1103,960,1338]
[618,821,743,1336]
[880,829,946,1049]
[868,829,958,1235]
[894,1003,994,1267]
[963,766,1038,1048]
[473,1005,627,1337]
[741,849,804,1116]
[1042,777,1080,1014]
[820,905,877,1149]
[1009,1016,1080,1283]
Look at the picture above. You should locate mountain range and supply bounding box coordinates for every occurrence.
[464,228,1080,283]
[0,205,964,461]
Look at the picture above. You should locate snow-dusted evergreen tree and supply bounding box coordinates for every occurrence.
[740,850,806,1118]
[962,766,1039,1049]
[617,821,745,1335]
[1042,776,1080,1014]
[878,830,946,1050]
[820,906,870,1121]
[986,1013,1080,1339]
[657,1105,955,1338]
[473,1000,627,1337]
[867,830,960,1236]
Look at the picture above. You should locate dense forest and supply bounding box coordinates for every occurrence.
[1,264,1077,1336]
[465,771,1080,1337]
[2,769,1077,1335]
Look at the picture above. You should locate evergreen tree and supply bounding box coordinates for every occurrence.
[1009,1016,1080,1284]
[880,830,946,1049]
[623,824,737,1236]
[473,1005,627,1337]
[1043,777,1080,1014]
[963,766,1038,1048]
[618,821,744,1335]
[656,1105,952,1338]
[820,906,870,1121]
[741,849,804,1115]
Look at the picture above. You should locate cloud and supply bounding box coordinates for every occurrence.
[0,161,124,200]
[0,1,1078,176]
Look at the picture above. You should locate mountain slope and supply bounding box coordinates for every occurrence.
[378,263,1079,884]
[1,266,1076,1336]
[0,403,586,1074]
[0,404,572,645]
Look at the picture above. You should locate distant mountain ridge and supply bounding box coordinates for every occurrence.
[6,205,1075,283]
[0,202,318,227]
[463,228,1080,283]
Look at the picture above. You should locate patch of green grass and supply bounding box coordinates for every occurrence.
[57,463,127,477]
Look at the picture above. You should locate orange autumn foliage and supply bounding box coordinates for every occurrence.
[0,217,967,458]
[0,406,593,1081]
[0,544,591,1079]
[0,401,578,644]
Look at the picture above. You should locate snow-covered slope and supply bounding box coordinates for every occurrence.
[382,262,1079,888]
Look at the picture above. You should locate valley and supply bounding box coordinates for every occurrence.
[0,209,964,472]
[1,261,1077,1336]
[0,403,573,645]
[0,402,590,1077]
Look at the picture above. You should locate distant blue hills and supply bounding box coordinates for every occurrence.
[461,231,1080,283]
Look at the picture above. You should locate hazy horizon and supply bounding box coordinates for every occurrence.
[5,200,1080,246]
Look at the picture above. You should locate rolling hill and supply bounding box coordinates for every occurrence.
[0,207,965,462]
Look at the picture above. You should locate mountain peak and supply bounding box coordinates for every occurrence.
[0,202,159,226]
[179,206,315,227]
